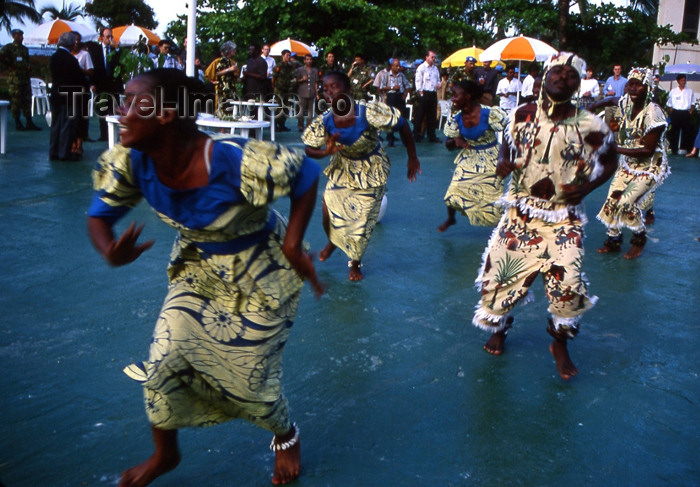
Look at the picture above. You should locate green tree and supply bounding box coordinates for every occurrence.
[567,3,695,76]
[164,0,692,76]
[0,0,42,34]
[84,0,157,30]
[40,1,83,21]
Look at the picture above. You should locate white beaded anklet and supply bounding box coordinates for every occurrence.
[347,260,363,268]
[270,423,300,451]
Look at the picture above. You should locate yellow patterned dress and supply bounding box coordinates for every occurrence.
[88,137,320,434]
[302,100,404,261]
[443,105,508,225]
[597,100,669,234]
[474,109,612,337]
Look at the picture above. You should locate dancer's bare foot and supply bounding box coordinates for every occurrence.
[484,330,507,355]
[318,242,336,262]
[685,149,697,158]
[348,260,363,281]
[623,244,644,259]
[271,426,301,485]
[437,217,456,232]
[549,339,578,380]
[483,316,513,355]
[597,240,621,253]
[118,451,180,487]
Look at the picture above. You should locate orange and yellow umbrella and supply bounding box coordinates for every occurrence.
[441,46,505,68]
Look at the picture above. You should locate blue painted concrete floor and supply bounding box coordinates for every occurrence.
[1,117,698,486]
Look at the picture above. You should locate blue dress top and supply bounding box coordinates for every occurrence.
[88,137,320,254]
[455,107,491,142]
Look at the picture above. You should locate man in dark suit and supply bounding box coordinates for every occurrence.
[49,32,89,160]
[87,27,122,141]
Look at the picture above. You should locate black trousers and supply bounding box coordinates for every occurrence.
[386,92,406,141]
[49,103,77,160]
[413,91,437,140]
[668,109,694,153]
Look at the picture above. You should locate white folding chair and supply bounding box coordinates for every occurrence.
[30,78,50,116]
[438,99,452,130]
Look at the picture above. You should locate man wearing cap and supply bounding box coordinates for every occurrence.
[348,54,373,101]
[450,56,478,87]
[272,49,296,132]
[0,29,41,130]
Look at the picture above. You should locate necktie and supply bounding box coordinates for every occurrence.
[104,46,109,69]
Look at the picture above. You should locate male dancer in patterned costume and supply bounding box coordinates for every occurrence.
[594,67,669,259]
[473,53,618,380]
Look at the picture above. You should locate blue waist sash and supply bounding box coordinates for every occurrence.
[469,140,498,150]
[193,213,277,255]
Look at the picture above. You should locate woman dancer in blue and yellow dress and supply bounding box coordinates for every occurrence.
[438,79,508,232]
[87,69,323,487]
[302,72,421,281]
[593,67,669,259]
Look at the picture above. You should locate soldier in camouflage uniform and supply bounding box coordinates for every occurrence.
[347,54,373,101]
[272,49,297,132]
[0,30,41,130]
[448,56,478,96]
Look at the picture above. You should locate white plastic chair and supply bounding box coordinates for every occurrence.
[438,99,452,130]
[30,78,50,117]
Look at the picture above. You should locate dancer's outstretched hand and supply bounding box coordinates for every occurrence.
[106,222,155,266]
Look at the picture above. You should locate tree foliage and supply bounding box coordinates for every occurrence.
[164,0,694,77]
[40,2,83,21]
[84,0,157,30]
[0,0,42,34]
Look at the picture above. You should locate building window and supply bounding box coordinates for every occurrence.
[682,0,699,39]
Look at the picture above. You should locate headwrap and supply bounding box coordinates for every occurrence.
[540,52,587,116]
[543,51,587,79]
[619,66,654,114]
[627,67,653,90]
[11,29,23,36]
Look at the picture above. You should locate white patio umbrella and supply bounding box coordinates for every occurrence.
[480,35,558,105]
[112,25,161,46]
[24,19,97,45]
[269,38,318,57]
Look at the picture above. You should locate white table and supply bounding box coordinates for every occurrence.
[228,101,279,141]
[106,115,120,149]
[195,116,271,140]
[105,115,272,149]
[0,100,9,155]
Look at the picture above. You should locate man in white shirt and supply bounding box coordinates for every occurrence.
[520,63,540,101]
[261,43,276,96]
[413,50,442,142]
[496,65,522,113]
[666,74,695,154]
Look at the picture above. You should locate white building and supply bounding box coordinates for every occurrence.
[653,0,700,93]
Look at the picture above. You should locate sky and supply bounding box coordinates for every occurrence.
[1,0,188,44]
